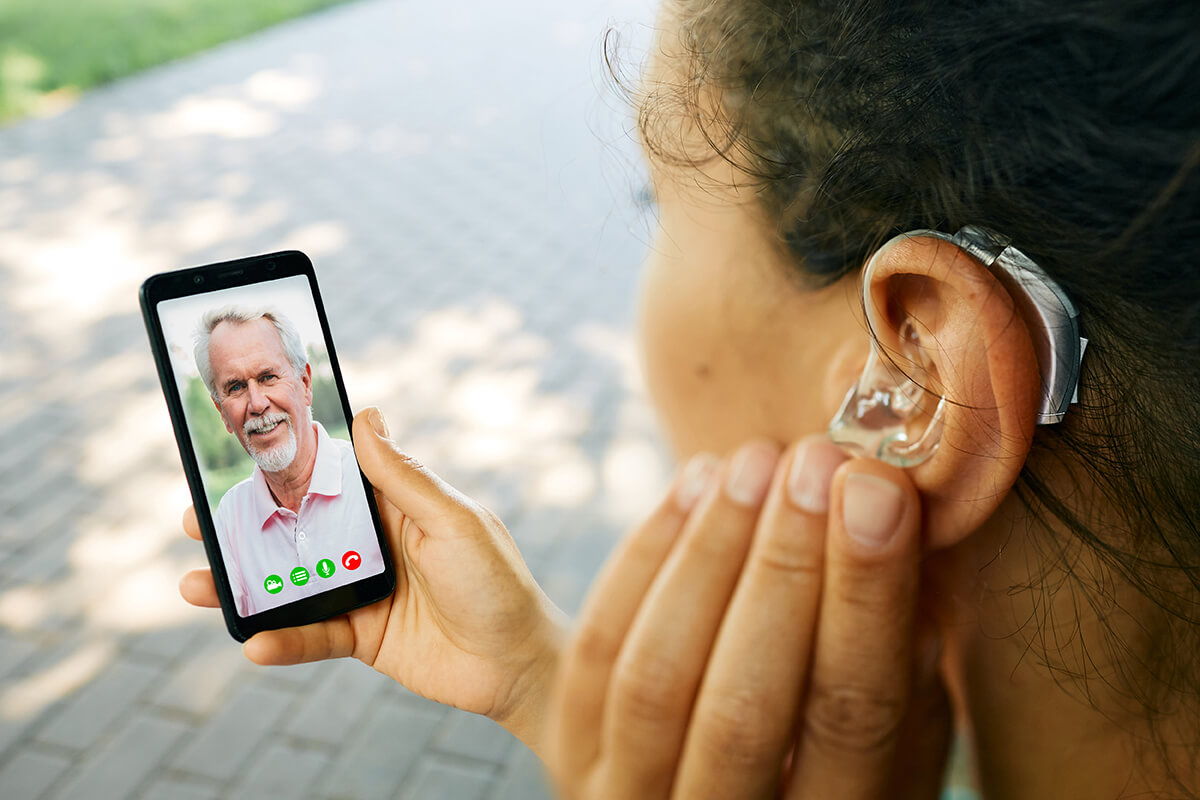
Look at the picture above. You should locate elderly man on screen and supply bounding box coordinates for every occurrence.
[195,306,382,617]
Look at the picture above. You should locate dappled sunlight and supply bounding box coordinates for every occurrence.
[77,392,176,486]
[0,586,54,632]
[0,488,204,636]
[311,119,436,157]
[574,320,645,393]
[320,120,361,152]
[215,171,252,198]
[341,302,669,525]
[416,301,534,360]
[138,63,321,141]
[0,641,114,722]
[0,67,338,708]
[270,220,349,258]
[344,302,593,478]
[170,199,264,252]
[448,366,588,442]
[2,187,292,352]
[0,155,38,183]
[69,520,169,572]
[529,445,597,507]
[86,562,210,632]
[244,68,320,110]
[90,134,143,163]
[149,96,279,140]
[601,433,670,525]
[4,212,162,338]
[0,0,660,780]
[163,198,289,253]
[574,322,672,523]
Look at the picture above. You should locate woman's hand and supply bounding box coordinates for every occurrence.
[180,407,566,756]
[543,437,952,799]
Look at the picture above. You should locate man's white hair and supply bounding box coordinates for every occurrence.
[194,305,308,399]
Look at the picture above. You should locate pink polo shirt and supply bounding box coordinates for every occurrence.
[213,422,385,617]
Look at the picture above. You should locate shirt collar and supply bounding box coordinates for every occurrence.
[250,421,344,530]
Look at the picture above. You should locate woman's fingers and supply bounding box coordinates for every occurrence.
[601,441,781,799]
[546,452,720,784]
[179,568,219,607]
[242,616,358,665]
[673,438,847,798]
[182,505,200,541]
[788,460,923,799]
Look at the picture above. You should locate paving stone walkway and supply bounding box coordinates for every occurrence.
[0,1,664,797]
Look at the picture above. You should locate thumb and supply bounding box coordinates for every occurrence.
[352,407,477,530]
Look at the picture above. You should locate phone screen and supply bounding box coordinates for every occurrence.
[141,253,393,640]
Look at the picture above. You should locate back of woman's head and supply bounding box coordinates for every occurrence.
[644,0,1200,745]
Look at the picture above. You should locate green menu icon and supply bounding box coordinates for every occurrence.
[290,567,309,586]
[316,558,336,579]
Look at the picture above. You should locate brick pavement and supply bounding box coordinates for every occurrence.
[0,0,665,797]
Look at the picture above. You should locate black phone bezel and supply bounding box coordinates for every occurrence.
[139,250,395,641]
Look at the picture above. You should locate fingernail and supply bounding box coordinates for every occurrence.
[787,440,843,514]
[725,441,779,507]
[675,452,720,512]
[842,473,905,547]
[368,407,390,439]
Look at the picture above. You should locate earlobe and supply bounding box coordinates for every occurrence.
[831,232,1043,549]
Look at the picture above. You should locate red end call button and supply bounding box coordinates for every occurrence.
[342,550,361,570]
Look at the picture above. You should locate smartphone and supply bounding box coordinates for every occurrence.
[140,251,395,641]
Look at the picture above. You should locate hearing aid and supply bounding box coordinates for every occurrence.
[829,225,1086,467]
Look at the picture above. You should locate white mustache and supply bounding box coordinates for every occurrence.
[244,412,290,436]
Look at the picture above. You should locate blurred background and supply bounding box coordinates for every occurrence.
[0,0,664,797]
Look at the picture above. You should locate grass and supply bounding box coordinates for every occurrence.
[0,0,355,123]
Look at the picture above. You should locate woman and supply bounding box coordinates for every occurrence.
[182,0,1200,796]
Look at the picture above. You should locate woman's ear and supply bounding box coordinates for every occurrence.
[855,234,1043,549]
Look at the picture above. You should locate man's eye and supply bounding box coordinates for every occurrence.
[226,382,245,396]
[260,373,278,384]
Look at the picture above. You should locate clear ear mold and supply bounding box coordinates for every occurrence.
[828,319,946,467]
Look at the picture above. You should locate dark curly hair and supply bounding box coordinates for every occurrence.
[632,0,1200,784]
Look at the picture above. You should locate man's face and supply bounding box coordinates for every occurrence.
[208,318,313,472]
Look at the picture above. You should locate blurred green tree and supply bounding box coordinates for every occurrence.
[308,345,349,439]
[183,376,254,513]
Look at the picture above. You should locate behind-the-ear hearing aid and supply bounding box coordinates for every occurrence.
[829,225,1086,467]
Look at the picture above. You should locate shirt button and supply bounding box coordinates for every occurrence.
[297,530,307,541]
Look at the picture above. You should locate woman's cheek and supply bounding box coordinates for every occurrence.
[636,253,754,459]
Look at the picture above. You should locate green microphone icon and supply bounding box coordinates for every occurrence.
[316,558,336,579]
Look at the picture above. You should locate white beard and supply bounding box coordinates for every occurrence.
[243,411,298,473]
